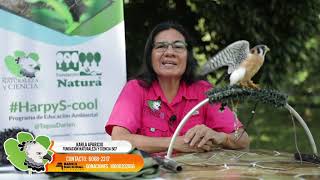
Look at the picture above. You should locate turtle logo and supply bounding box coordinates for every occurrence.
[4,132,53,173]
[4,50,40,78]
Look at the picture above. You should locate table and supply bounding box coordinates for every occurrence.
[160,149,320,179]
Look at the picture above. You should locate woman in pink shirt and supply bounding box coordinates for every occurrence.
[106,21,250,153]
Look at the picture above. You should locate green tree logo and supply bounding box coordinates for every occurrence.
[79,52,102,76]
[4,132,53,173]
[4,50,40,78]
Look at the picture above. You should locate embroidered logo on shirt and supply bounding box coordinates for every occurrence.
[148,100,161,111]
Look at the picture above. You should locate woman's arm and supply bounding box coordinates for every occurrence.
[222,128,250,149]
[111,126,213,153]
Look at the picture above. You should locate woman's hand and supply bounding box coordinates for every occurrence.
[174,136,213,152]
[184,124,226,148]
[112,126,217,153]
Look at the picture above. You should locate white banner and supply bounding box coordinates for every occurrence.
[0,1,126,140]
[51,140,132,154]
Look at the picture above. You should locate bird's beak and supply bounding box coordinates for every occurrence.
[34,65,40,71]
[266,47,270,52]
[43,153,52,162]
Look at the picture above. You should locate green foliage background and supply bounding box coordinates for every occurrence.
[123,0,320,154]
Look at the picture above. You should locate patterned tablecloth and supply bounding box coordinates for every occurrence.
[160,149,320,180]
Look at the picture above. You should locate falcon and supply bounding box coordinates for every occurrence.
[199,40,270,88]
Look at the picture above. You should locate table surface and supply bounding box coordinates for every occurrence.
[160,149,320,180]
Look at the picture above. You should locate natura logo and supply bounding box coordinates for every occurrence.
[56,51,102,88]
[56,51,102,76]
[4,132,53,173]
[4,50,40,78]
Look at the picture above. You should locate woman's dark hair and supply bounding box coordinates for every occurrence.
[135,21,198,87]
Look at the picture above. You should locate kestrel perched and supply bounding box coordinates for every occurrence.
[199,40,270,89]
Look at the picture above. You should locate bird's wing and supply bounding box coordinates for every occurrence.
[199,40,250,75]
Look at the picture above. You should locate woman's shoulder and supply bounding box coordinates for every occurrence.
[125,79,152,92]
[118,79,146,98]
[126,79,139,86]
[125,79,143,89]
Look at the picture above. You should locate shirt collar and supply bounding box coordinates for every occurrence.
[151,80,165,101]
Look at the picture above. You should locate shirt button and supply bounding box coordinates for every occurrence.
[150,128,156,132]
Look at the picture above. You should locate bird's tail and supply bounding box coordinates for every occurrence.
[198,55,225,76]
[199,46,238,76]
[198,40,250,76]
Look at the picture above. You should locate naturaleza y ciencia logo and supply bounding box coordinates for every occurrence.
[5,50,40,78]
[2,50,40,90]
[4,131,144,173]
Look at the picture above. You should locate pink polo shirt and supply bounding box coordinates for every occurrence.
[105,80,242,137]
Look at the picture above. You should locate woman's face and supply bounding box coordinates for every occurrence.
[151,28,187,80]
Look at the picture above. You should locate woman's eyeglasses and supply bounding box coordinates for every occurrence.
[153,41,187,53]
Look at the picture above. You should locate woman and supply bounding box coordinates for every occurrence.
[105,21,250,153]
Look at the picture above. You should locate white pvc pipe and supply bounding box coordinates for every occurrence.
[165,99,318,159]
[166,98,209,159]
[285,103,318,155]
